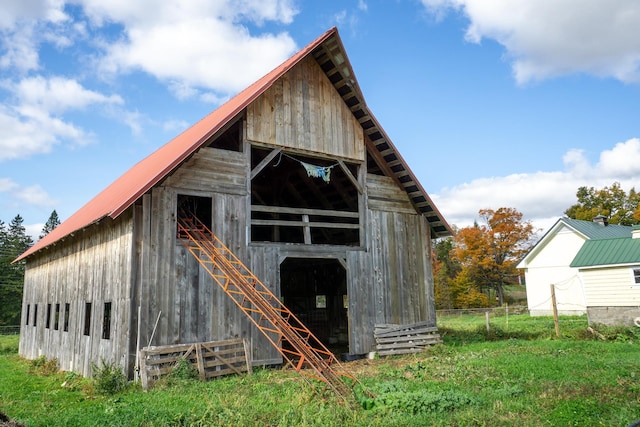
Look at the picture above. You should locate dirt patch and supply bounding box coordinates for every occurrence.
[0,412,25,427]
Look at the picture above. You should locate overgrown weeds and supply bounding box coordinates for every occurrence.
[29,355,59,376]
[90,359,128,395]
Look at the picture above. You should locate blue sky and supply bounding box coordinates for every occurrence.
[2,0,640,239]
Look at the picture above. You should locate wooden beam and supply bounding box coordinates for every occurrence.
[252,205,359,218]
[338,160,363,194]
[250,148,282,180]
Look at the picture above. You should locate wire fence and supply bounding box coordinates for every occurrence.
[436,305,529,318]
[0,326,20,335]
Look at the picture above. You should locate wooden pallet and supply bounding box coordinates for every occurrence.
[139,338,251,390]
[374,321,442,356]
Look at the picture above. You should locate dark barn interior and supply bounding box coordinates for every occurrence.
[280,258,349,354]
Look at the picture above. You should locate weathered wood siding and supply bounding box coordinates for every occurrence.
[346,174,435,354]
[19,212,135,377]
[246,56,364,161]
[366,175,415,214]
[135,147,255,361]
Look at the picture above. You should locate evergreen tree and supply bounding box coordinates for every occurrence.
[40,210,61,239]
[0,215,34,325]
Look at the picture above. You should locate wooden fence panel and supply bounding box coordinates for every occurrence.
[139,338,251,390]
[374,321,441,356]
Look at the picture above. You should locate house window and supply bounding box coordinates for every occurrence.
[46,304,52,329]
[633,268,640,285]
[33,304,38,327]
[63,303,70,332]
[83,302,92,336]
[54,304,60,330]
[25,304,30,326]
[102,302,112,340]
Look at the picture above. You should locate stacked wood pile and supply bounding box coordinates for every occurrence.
[139,338,251,390]
[374,321,442,356]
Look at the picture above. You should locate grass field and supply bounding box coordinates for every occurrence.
[1,314,639,426]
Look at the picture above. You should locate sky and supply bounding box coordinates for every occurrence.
[2,0,640,241]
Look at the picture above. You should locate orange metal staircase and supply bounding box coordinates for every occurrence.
[176,215,359,399]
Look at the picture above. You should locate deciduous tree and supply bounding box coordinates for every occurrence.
[564,182,640,225]
[433,237,461,309]
[454,208,536,306]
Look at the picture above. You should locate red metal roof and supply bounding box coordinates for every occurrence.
[17,26,451,262]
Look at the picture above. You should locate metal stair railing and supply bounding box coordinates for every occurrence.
[176,215,359,399]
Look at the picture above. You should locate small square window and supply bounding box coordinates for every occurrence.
[102,302,112,340]
[63,303,70,332]
[54,304,60,330]
[83,302,92,336]
[46,304,52,329]
[634,268,640,285]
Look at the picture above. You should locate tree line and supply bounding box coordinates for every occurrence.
[434,182,640,309]
[0,211,60,325]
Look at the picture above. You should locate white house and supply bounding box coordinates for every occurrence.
[517,216,631,316]
[570,225,640,326]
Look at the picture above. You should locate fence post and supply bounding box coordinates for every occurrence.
[550,284,560,337]
[485,312,490,334]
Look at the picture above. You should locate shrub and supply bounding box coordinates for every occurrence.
[168,357,199,381]
[91,359,128,395]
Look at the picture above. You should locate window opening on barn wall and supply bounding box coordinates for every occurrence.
[54,303,60,330]
[250,147,360,245]
[83,302,92,336]
[102,302,112,340]
[204,119,243,152]
[64,303,70,332]
[33,304,37,327]
[25,304,30,326]
[177,194,212,237]
[280,258,349,355]
[46,303,51,329]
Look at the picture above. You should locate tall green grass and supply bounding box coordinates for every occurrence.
[1,315,639,426]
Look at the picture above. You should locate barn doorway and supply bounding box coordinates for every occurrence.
[280,258,349,355]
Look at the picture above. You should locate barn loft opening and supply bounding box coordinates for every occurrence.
[280,258,349,354]
[177,194,212,236]
[250,147,360,245]
[204,119,242,152]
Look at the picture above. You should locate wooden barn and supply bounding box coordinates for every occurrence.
[17,27,451,378]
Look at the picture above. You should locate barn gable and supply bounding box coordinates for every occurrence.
[18,27,451,378]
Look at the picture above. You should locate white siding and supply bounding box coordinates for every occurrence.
[581,266,640,306]
[522,225,587,316]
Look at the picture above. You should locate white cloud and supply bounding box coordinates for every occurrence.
[421,0,640,84]
[12,76,123,113]
[15,184,58,206]
[0,76,124,160]
[0,178,57,209]
[77,0,299,95]
[433,138,640,232]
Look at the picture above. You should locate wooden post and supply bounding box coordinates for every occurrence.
[506,303,509,331]
[485,312,490,334]
[550,284,560,337]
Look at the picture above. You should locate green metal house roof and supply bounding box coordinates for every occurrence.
[570,235,640,268]
[561,217,632,240]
